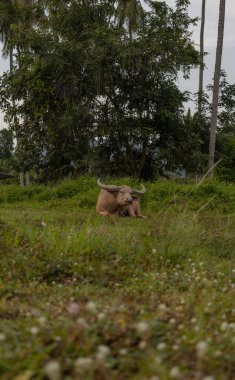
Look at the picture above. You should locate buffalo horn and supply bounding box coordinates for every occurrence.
[132,184,147,195]
[97,178,121,192]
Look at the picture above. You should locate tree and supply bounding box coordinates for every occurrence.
[208,0,226,177]
[198,0,206,124]
[0,0,199,180]
[0,0,38,185]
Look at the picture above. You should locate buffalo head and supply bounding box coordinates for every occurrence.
[97,178,146,208]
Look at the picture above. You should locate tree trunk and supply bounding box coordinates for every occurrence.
[20,172,25,187]
[9,48,14,74]
[198,0,206,123]
[135,138,148,178]
[208,0,226,177]
[26,171,31,186]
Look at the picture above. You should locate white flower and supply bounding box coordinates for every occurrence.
[97,313,106,321]
[138,340,147,350]
[96,345,111,360]
[155,356,162,364]
[44,360,61,380]
[75,357,93,372]
[156,342,167,351]
[119,348,128,355]
[220,322,229,331]
[170,366,180,378]
[30,326,39,335]
[196,341,208,358]
[213,350,221,358]
[67,302,80,316]
[0,333,6,342]
[76,317,88,330]
[152,248,157,254]
[158,303,167,311]
[135,321,151,339]
[85,301,97,314]
[38,316,47,326]
[41,221,47,228]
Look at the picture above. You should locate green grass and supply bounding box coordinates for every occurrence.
[0,179,235,380]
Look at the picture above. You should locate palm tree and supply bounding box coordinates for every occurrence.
[208,0,226,177]
[198,0,206,124]
[116,0,143,39]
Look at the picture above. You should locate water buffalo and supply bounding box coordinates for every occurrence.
[96,179,146,218]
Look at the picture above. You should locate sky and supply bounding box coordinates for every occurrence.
[1,0,235,129]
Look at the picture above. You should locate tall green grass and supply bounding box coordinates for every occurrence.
[0,179,235,379]
[1,177,235,213]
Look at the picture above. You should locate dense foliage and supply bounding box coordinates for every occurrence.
[0,0,202,180]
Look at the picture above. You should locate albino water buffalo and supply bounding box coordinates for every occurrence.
[96,179,147,218]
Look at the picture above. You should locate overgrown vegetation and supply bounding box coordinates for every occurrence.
[0,179,235,379]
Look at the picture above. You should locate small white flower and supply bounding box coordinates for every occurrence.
[213,350,221,358]
[191,318,197,324]
[97,313,106,321]
[44,360,61,380]
[30,326,39,335]
[85,301,97,314]
[170,366,180,378]
[96,345,111,360]
[75,357,93,372]
[152,248,157,254]
[158,303,167,311]
[196,341,208,358]
[220,322,229,331]
[169,318,176,324]
[135,321,151,339]
[54,336,62,342]
[155,356,162,364]
[41,221,47,228]
[76,317,88,330]
[156,342,167,351]
[138,340,147,350]
[119,348,128,355]
[0,333,6,342]
[67,302,80,316]
[38,316,47,326]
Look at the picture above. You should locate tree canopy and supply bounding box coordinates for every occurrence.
[1,0,233,181]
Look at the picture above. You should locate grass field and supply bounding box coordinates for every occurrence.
[0,178,235,380]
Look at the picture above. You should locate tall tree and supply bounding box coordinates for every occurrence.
[208,0,226,176]
[198,0,206,124]
[0,0,35,185]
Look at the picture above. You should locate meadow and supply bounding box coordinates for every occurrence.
[0,177,235,380]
